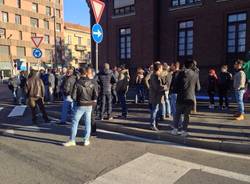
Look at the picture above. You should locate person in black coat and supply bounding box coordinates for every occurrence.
[97,63,117,120]
[172,59,200,136]
[207,69,218,109]
[218,65,232,109]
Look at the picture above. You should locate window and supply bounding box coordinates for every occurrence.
[119,28,131,59]
[0,28,6,38]
[31,32,36,37]
[78,37,82,45]
[32,3,38,13]
[172,0,201,7]
[67,35,72,44]
[2,12,8,23]
[16,46,26,57]
[46,6,51,16]
[44,20,49,29]
[227,12,247,53]
[55,0,60,5]
[56,23,61,32]
[30,18,39,28]
[178,20,194,57]
[17,0,21,8]
[0,0,4,5]
[114,0,135,16]
[19,31,22,40]
[44,35,50,44]
[15,14,21,25]
[56,9,60,18]
[0,45,10,55]
[87,39,91,47]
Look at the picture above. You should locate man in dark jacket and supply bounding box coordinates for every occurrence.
[19,71,27,105]
[25,69,50,125]
[58,67,76,125]
[63,67,98,147]
[218,65,232,109]
[172,59,200,136]
[97,63,117,120]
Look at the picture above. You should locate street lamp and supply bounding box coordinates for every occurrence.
[7,34,14,76]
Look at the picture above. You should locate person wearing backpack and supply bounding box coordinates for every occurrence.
[233,60,247,121]
[63,67,98,147]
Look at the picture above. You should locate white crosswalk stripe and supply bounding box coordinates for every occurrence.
[8,105,27,117]
[90,153,250,184]
[0,107,3,111]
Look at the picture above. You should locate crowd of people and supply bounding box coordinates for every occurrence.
[6,58,249,147]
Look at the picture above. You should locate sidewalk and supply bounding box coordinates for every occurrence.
[96,103,250,154]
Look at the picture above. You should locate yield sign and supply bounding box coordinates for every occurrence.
[90,0,105,23]
[31,36,43,48]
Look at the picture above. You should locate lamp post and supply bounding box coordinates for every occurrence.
[7,34,14,76]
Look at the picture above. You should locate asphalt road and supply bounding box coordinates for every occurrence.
[0,97,250,184]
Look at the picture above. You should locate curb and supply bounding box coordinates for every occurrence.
[96,121,250,155]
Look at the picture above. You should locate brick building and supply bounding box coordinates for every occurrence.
[0,0,64,76]
[90,0,250,79]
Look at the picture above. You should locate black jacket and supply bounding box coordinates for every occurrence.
[170,70,181,94]
[97,69,117,94]
[175,69,200,104]
[62,75,76,96]
[207,76,218,92]
[218,72,232,91]
[72,77,98,106]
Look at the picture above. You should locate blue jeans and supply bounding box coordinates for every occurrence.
[70,106,92,141]
[170,94,177,116]
[61,95,74,123]
[165,91,171,116]
[235,90,245,114]
[118,92,128,117]
[150,104,160,126]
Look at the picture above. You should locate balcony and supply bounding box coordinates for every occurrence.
[75,45,87,51]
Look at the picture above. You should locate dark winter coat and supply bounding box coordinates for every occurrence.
[97,69,117,94]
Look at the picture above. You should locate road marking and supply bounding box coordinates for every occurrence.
[49,116,250,160]
[0,107,3,111]
[3,129,15,135]
[90,153,250,184]
[8,105,27,117]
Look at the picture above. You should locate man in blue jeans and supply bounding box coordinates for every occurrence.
[233,60,247,121]
[58,67,76,125]
[63,67,98,147]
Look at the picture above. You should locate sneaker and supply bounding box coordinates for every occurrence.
[180,131,188,137]
[151,125,159,131]
[84,140,90,146]
[171,129,178,135]
[108,116,113,121]
[236,114,245,121]
[63,141,76,147]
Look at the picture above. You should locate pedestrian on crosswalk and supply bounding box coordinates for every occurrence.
[25,69,50,125]
[63,67,98,147]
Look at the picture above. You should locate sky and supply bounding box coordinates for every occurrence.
[64,0,90,27]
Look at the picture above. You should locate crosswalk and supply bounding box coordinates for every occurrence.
[0,105,27,118]
[90,153,250,184]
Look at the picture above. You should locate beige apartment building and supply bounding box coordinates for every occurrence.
[0,0,64,77]
[64,22,91,68]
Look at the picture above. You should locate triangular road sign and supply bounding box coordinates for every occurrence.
[31,36,43,48]
[90,0,105,23]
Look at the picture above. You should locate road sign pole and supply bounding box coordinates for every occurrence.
[96,43,98,73]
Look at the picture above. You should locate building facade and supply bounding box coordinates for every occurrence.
[64,22,91,68]
[91,0,250,80]
[0,0,64,76]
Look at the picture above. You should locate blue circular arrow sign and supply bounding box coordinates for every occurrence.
[33,48,43,59]
[92,23,103,44]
